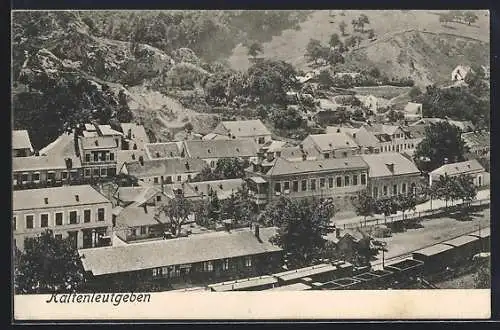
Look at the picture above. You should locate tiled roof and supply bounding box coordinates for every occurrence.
[264,156,368,177]
[278,146,317,161]
[121,123,149,144]
[117,150,146,170]
[183,139,259,159]
[202,133,230,141]
[304,133,359,152]
[214,120,271,138]
[361,153,420,178]
[351,127,380,148]
[326,126,359,135]
[12,130,34,151]
[13,156,72,172]
[364,124,401,136]
[162,183,200,199]
[430,159,484,177]
[80,136,118,150]
[79,227,281,276]
[116,205,163,227]
[115,186,162,205]
[13,185,110,210]
[124,158,207,178]
[144,142,181,160]
[462,131,490,149]
[413,244,453,257]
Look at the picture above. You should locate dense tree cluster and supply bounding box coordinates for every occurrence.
[191,158,250,182]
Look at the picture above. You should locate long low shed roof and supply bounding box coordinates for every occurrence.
[79,227,281,276]
[468,227,490,239]
[412,243,454,257]
[266,282,312,291]
[442,235,479,248]
[209,276,278,292]
[273,264,336,281]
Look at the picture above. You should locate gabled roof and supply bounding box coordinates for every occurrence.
[365,124,402,136]
[124,158,207,178]
[144,142,181,160]
[402,125,426,140]
[304,133,359,152]
[36,133,82,168]
[326,126,359,136]
[117,150,146,170]
[115,186,162,206]
[116,205,163,228]
[183,139,259,159]
[278,146,317,161]
[214,120,271,138]
[351,127,380,148]
[361,153,420,178]
[79,227,281,276]
[162,183,200,199]
[13,156,76,172]
[12,130,34,151]
[13,185,110,210]
[202,133,231,141]
[97,125,123,137]
[263,156,368,177]
[80,136,118,150]
[430,159,484,177]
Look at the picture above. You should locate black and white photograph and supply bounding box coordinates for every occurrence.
[11,9,491,320]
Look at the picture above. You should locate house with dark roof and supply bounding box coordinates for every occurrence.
[301,133,360,159]
[211,120,272,145]
[114,186,165,208]
[12,130,34,157]
[361,153,421,199]
[245,155,369,206]
[429,159,489,188]
[13,185,113,251]
[120,157,208,185]
[182,139,260,169]
[79,226,283,289]
[113,203,168,243]
[13,133,83,190]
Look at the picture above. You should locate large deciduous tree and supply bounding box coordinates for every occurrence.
[413,121,469,172]
[260,197,336,268]
[14,230,86,294]
[158,192,193,236]
[352,190,376,227]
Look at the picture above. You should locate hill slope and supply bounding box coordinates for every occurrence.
[228,10,489,86]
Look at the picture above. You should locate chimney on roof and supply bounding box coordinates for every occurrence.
[139,156,144,166]
[185,161,190,170]
[128,129,132,139]
[254,224,260,240]
[266,152,274,162]
[386,163,395,173]
[302,153,307,161]
[75,195,79,202]
[336,228,341,239]
[44,197,48,205]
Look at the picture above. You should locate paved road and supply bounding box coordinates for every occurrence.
[371,207,490,270]
[331,189,490,228]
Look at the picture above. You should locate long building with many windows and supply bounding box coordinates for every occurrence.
[13,185,113,251]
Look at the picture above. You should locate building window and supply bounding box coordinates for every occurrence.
[85,154,91,162]
[411,183,416,194]
[55,234,62,240]
[383,186,388,196]
[154,177,159,184]
[177,175,182,182]
[402,183,407,194]
[32,173,40,181]
[140,226,147,235]
[245,256,252,267]
[300,180,306,191]
[336,177,342,187]
[94,153,99,162]
[324,153,330,159]
[292,181,299,192]
[156,195,162,202]
[373,187,379,198]
[101,168,107,177]
[342,152,348,158]
[84,209,91,223]
[55,212,63,226]
[62,172,68,180]
[97,208,105,221]
[69,211,78,224]
[393,184,398,195]
[320,178,326,188]
[310,179,316,191]
[25,215,34,229]
[93,168,100,177]
[361,174,367,185]
[13,216,16,231]
[84,169,91,177]
[203,261,214,272]
[344,176,350,186]
[284,181,290,191]
[328,177,334,188]
[274,182,281,193]
[110,153,114,161]
[152,267,163,278]
[210,161,216,168]
[40,214,49,228]
[258,137,265,144]
[47,172,55,181]
[478,175,482,187]
[222,259,229,271]
[353,175,358,186]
